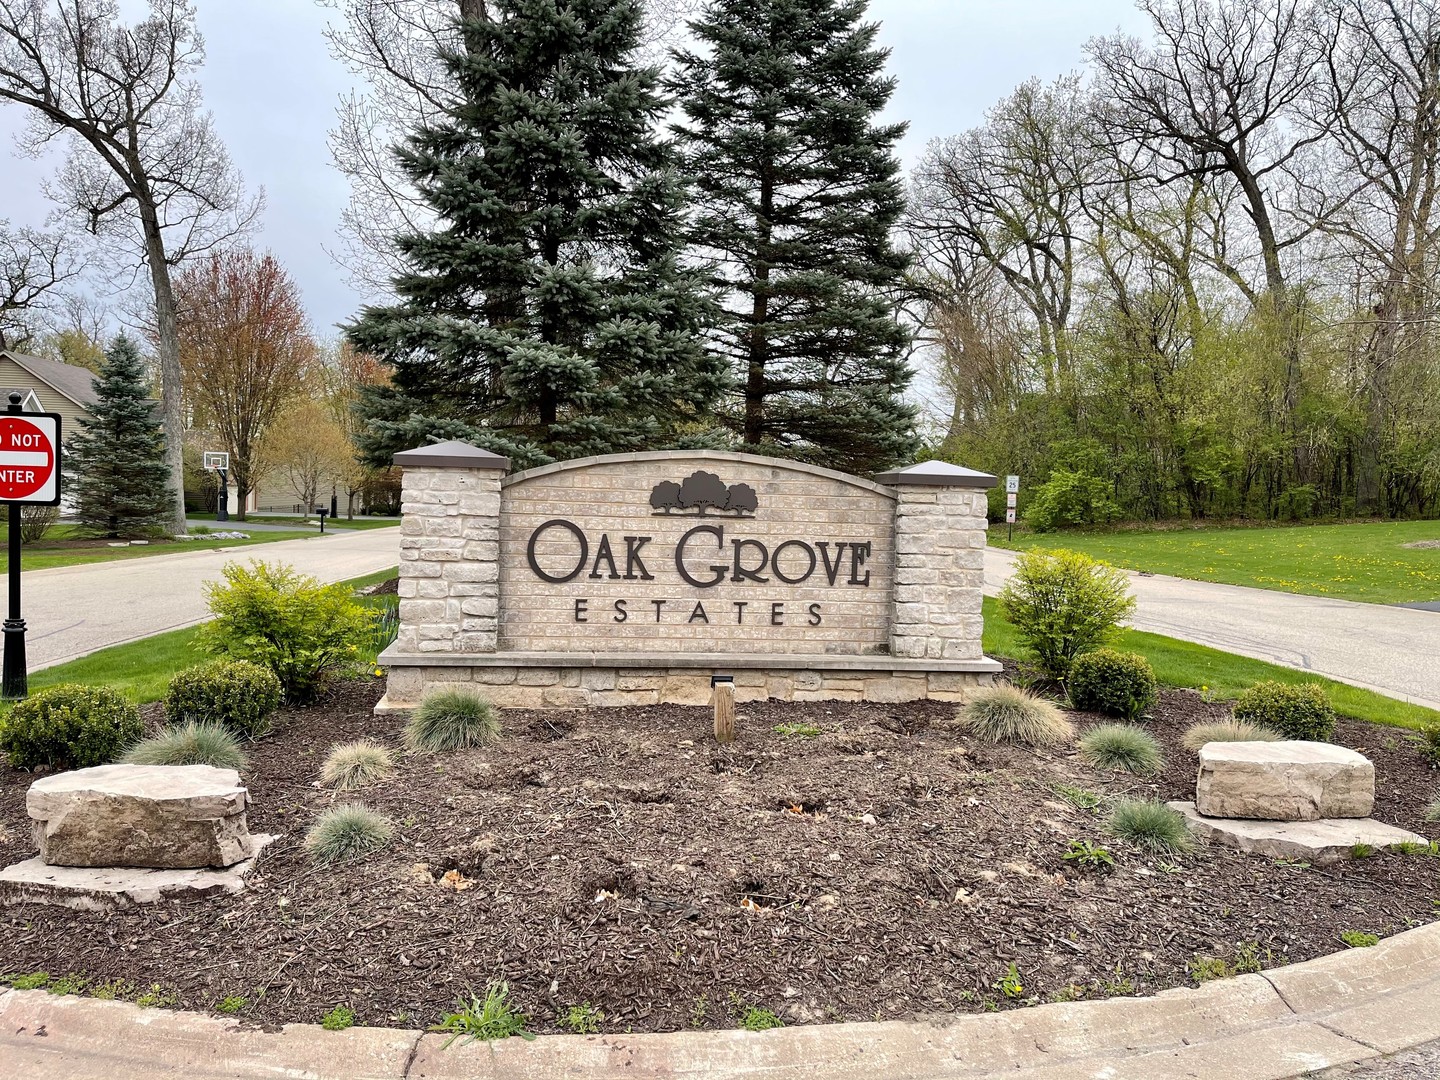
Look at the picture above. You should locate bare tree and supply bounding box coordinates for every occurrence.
[317,0,701,295]
[173,248,316,520]
[1087,0,1334,458]
[1312,0,1440,511]
[0,221,74,349]
[910,76,1099,398]
[0,0,260,534]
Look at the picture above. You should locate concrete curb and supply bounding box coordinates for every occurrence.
[3,922,1438,1079]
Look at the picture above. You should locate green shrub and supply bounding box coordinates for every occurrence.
[956,685,1073,747]
[1024,469,1123,531]
[165,660,282,739]
[1411,723,1440,767]
[1079,723,1164,774]
[1106,798,1193,853]
[1068,649,1158,720]
[1181,720,1283,753]
[1233,681,1335,742]
[321,741,394,790]
[0,684,144,771]
[321,1005,355,1031]
[122,722,248,770]
[1340,930,1379,948]
[304,804,393,865]
[197,560,374,702]
[998,549,1135,680]
[405,690,501,753]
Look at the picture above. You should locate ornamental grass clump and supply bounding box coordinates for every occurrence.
[998,549,1135,680]
[1181,720,1283,753]
[321,741,394,790]
[1107,798,1194,853]
[956,685,1073,747]
[1079,723,1164,775]
[122,722,248,771]
[0,684,143,771]
[1232,681,1335,742]
[165,660,282,739]
[405,690,501,753]
[304,804,393,865]
[1067,649,1158,721]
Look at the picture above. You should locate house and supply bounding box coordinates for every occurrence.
[0,349,99,436]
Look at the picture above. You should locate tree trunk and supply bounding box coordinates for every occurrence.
[743,170,773,446]
[138,200,189,536]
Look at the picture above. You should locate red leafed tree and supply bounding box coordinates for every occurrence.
[174,248,316,519]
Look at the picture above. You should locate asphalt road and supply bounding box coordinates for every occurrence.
[984,547,1440,711]
[22,528,400,670]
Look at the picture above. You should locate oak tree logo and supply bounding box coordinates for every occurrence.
[650,471,758,516]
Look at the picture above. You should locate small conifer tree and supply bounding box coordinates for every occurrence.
[64,334,173,537]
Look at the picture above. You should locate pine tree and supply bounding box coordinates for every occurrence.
[669,0,918,475]
[64,335,173,538]
[347,0,728,468]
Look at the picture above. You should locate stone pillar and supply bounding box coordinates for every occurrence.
[873,461,997,661]
[392,441,509,654]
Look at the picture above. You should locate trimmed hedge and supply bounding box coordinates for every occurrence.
[1068,649,1158,721]
[0,684,143,771]
[165,660,282,739]
[1233,681,1335,742]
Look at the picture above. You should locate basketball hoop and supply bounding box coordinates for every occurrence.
[203,451,230,472]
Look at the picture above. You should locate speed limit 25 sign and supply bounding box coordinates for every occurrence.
[0,413,61,506]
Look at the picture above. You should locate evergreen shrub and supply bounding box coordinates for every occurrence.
[165,660,282,739]
[956,685,1072,747]
[999,549,1136,680]
[0,684,143,771]
[122,722,247,770]
[198,561,373,702]
[1068,649,1158,720]
[1232,681,1335,742]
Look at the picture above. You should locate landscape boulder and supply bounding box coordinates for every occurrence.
[28,764,256,869]
[1195,741,1374,821]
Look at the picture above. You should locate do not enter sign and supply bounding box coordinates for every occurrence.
[0,413,61,505]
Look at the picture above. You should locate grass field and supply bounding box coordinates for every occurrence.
[983,597,1440,729]
[991,519,1440,605]
[25,568,400,703]
[3,523,316,573]
[187,513,399,531]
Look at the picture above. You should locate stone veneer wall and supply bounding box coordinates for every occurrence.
[382,446,1000,710]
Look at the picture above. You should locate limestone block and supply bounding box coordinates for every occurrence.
[1170,802,1423,865]
[28,765,255,870]
[1195,742,1375,821]
[660,676,713,706]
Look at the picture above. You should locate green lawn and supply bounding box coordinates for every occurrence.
[4,523,316,573]
[991,519,1440,605]
[983,597,1440,730]
[25,568,399,703]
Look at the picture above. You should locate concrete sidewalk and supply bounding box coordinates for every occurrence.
[22,528,399,670]
[2,920,1438,1079]
[984,548,1440,711]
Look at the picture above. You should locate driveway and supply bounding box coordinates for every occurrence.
[22,528,400,670]
[984,548,1440,712]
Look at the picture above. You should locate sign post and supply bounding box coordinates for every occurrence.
[1005,475,1020,542]
[0,394,62,700]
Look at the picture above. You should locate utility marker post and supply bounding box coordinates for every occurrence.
[712,675,735,744]
[1005,474,1020,542]
[0,393,62,700]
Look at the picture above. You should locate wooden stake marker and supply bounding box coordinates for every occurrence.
[712,676,735,744]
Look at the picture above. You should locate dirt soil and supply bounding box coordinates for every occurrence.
[2,678,1438,1035]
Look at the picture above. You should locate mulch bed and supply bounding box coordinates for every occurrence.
[1,677,1438,1034]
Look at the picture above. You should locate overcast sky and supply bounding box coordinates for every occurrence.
[1,0,1150,339]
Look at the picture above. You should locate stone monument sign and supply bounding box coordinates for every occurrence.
[379,447,1001,710]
